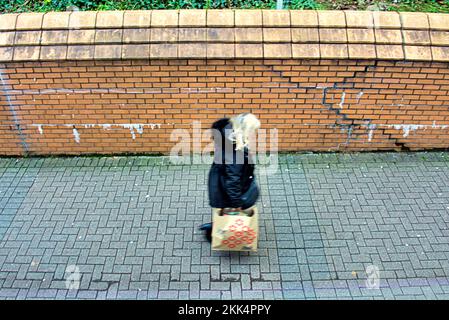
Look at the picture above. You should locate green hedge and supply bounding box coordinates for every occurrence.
[0,0,280,13]
[1,0,449,13]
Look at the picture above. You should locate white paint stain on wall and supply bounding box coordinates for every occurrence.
[122,124,159,139]
[30,123,164,143]
[392,124,426,137]
[301,122,449,142]
[27,121,448,145]
[124,124,137,140]
[367,124,377,142]
[149,123,162,129]
[72,128,80,143]
[136,124,144,134]
[339,92,346,109]
[432,120,439,128]
[1,69,29,151]
[388,123,449,137]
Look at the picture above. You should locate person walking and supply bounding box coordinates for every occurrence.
[199,113,261,242]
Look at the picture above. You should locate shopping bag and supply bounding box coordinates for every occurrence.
[211,206,258,252]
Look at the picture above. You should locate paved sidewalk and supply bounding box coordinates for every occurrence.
[0,152,449,300]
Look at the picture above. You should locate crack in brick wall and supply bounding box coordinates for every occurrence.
[268,62,389,151]
[270,60,449,151]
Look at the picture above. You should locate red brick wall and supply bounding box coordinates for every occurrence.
[1,58,449,156]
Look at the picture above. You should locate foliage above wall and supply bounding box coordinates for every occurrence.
[1,0,449,13]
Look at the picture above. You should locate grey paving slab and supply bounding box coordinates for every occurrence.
[0,152,449,299]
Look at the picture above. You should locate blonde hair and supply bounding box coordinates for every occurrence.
[229,113,261,151]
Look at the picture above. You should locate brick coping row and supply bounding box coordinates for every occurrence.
[1,10,449,61]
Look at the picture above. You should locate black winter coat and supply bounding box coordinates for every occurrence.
[208,118,259,209]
